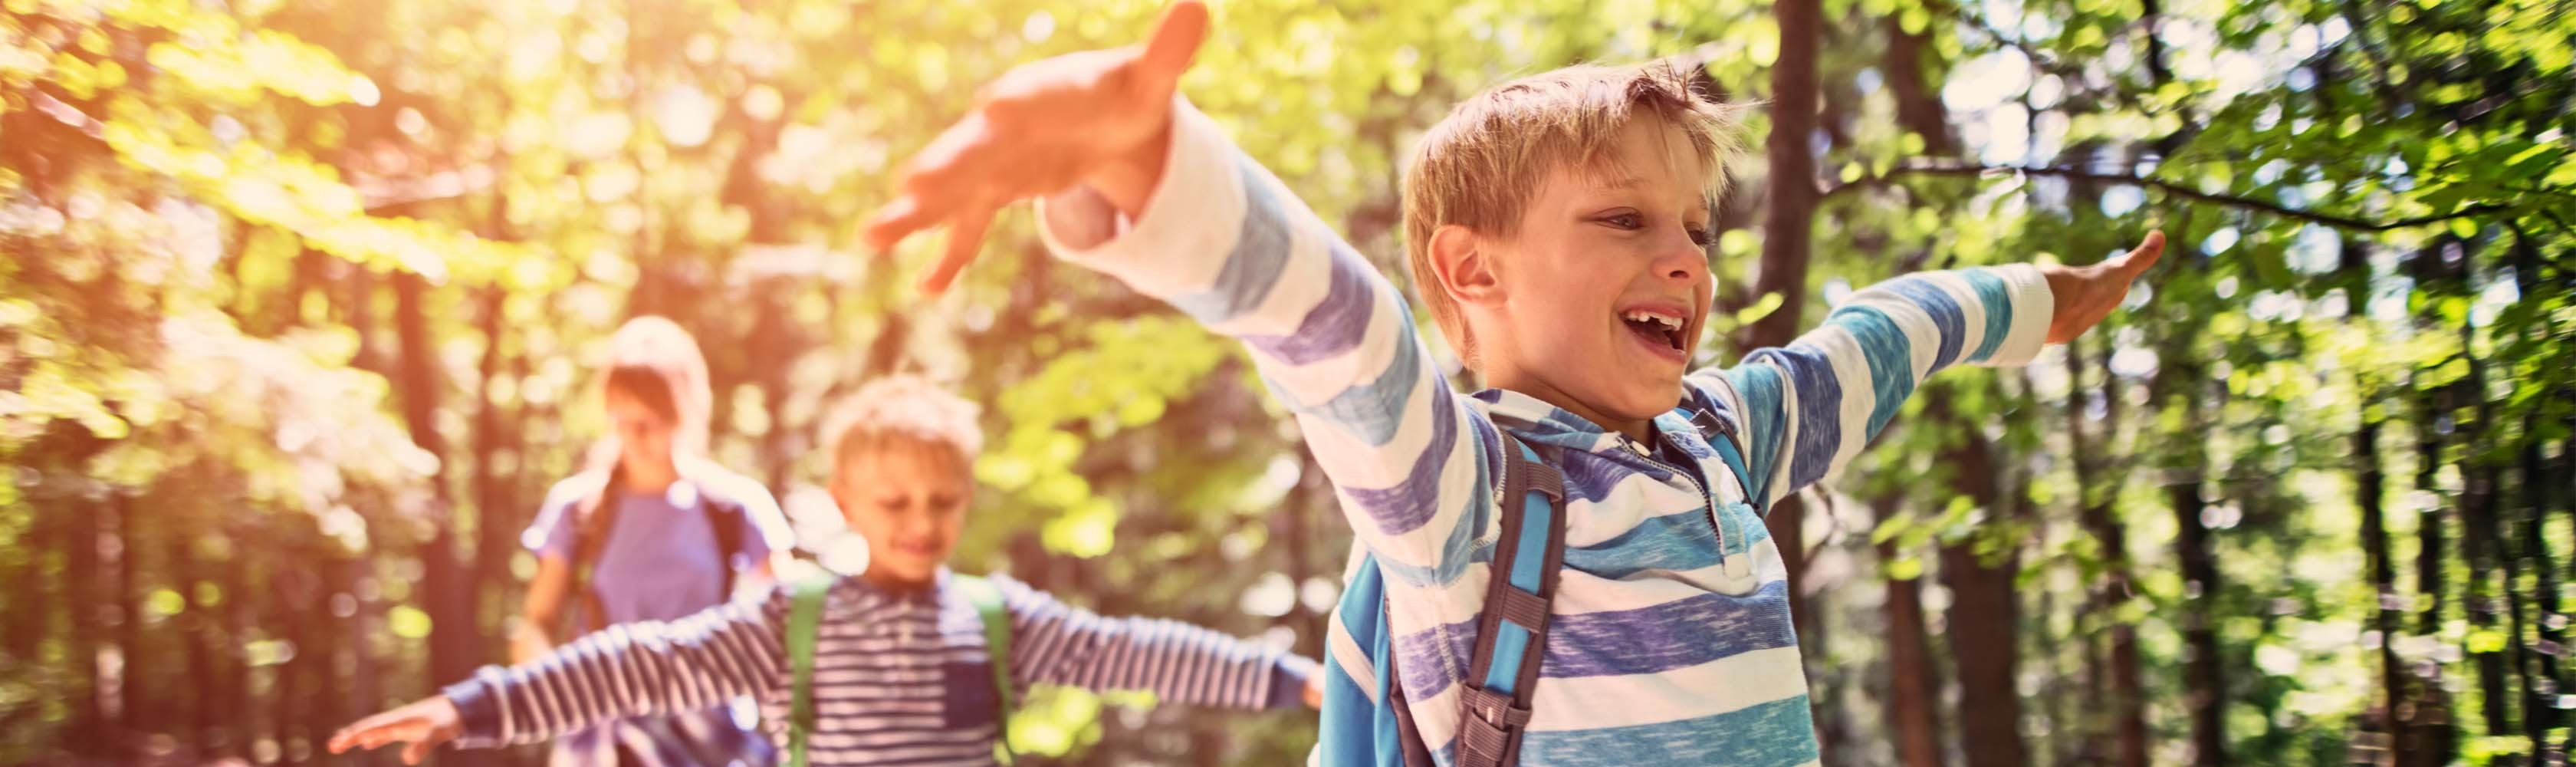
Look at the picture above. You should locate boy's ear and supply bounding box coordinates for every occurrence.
[1428,224,1505,306]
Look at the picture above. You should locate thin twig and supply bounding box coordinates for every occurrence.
[1829,162,2512,232]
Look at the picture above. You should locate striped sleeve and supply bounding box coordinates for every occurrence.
[1691,266,2053,510]
[992,576,1304,709]
[447,588,791,748]
[1036,100,1498,591]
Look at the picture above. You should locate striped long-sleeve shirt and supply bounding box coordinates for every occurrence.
[444,568,1317,766]
[1034,103,2054,767]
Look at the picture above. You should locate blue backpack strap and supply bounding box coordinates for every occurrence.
[1688,388,1768,517]
[1454,435,1566,767]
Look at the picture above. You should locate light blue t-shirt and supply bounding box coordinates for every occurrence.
[525,467,780,627]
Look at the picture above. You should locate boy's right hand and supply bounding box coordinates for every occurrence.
[861,1,1208,295]
[327,696,463,765]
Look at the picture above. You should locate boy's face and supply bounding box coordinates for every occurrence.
[1471,117,1713,433]
[829,438,974,588]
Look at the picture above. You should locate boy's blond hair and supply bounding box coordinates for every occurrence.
[1401,60,1749,366]
[820,375,984,472]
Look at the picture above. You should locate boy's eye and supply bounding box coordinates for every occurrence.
[1687,227,1713,247]
[1600,212,1644,230]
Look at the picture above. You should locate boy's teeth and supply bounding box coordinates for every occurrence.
[1622,311,1684,331]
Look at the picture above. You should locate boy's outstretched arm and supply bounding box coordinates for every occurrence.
[329,595,789,763]
[1694,233,2164,509]
[863,2,1498,591]
[993,576,1320,709]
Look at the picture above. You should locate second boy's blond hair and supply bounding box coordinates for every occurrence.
[1401,60,1749,366]
[821,375,984,471]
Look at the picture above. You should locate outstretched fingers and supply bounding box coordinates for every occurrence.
[1132,2,1210,100]
[918,204,998,295]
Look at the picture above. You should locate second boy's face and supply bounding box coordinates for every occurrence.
[1480,118,1714,432]
[830,439,974,588]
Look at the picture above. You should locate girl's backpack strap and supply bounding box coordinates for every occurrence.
[951,575,1017,765]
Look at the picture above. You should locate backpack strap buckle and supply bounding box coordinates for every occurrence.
[1456,683,1533,765]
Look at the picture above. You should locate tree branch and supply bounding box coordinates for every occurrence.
[1827,162,2512,232]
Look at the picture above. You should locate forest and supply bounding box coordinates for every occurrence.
[3,0,2572,765]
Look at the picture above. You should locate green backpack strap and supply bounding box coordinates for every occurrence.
[780,561,837,767]
[951,574,1017,765]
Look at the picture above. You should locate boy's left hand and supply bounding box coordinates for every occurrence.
[2040,230,2164,344]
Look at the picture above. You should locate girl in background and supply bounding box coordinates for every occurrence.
[514,315,790,767]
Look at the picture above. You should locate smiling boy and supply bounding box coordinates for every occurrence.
[859,4,2161,765]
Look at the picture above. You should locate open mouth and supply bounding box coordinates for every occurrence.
[1621,309,1689,354]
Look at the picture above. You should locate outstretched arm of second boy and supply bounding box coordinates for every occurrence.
[988,574,1316,709]
[448,594,784,749]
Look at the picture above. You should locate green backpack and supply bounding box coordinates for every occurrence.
[781,565,1016,767]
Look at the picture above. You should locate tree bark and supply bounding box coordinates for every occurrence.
[392,271,478,686]
[1871,492,1947,767]
[2155,348,2226,766]
[468,285,519,665]
[2359,403,2408,746]
[169,530,213,760]
[113,492,141,745]
[2516,423,2556,762]
[1756,0,1821,680]
[1930,395,2029,767]
[2069,335,2147,767]
[67,491,104,752]
[2457,341,2518,760]
[2403,382,2459,765]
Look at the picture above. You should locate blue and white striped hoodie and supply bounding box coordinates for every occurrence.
[1037,102,2055,767]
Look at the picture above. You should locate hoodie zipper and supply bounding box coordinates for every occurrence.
[1623,433,1728,565]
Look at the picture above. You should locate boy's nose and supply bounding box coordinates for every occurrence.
[1652,239,1709,283]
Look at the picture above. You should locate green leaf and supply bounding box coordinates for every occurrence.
[1737,291,1786,326]
[389,605,432,639]
[1885,556,1924,581]
[2466,628,2508,653]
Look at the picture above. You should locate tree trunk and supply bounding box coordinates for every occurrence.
[2404,383,2459,765]
[2507,229,2561,764]
[169,530,213,760]
[1931,395,2029,767]
[67,491,104,752]
[2359,405,2408,743]
[392,271,481,708]
[1872,492,1947,767]
[2069,335,2147,767]
[2515,425,2556,763]
[342,552,384,767]
[274,538,312,765]
[113,492,141,744]
[2458,344,2518,760]
[221,532,255,761]
[468,285,519,664]
[1756,0,1822,714]
[2156,350,2226,767]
